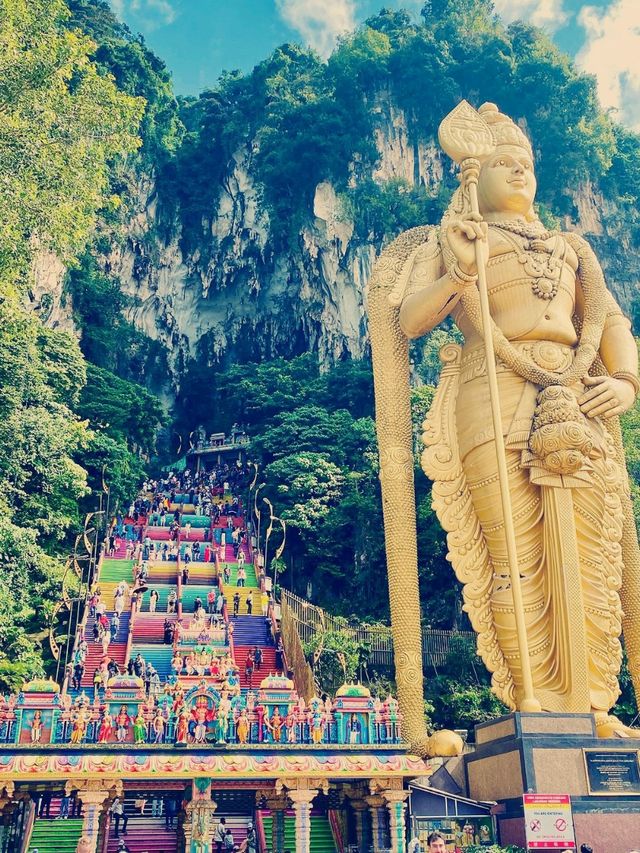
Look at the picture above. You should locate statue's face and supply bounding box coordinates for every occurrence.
[478,145,536,216]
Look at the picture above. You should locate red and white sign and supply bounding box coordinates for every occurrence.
[523,794,576,849]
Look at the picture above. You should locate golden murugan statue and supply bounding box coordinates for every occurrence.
[368,101,640,755]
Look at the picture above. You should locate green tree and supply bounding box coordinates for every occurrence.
[0,0,143,278]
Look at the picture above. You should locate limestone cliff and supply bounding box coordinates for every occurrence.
[34,96,638,384]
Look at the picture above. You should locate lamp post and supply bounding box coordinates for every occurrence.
[263,497,286,599]
[254,482,266,556]
[263,497,275,583]
[247,462,259,538]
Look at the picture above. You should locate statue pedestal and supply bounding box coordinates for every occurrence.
[465,712,640,852]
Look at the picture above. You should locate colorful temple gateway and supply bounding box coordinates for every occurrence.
[0,474,428,853]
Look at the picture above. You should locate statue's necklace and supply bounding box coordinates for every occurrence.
[489,221,566,301]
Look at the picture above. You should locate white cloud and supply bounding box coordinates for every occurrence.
[493,0,568,33]
[577,0,640,131]
[109,0,177,26]
[275,0,356,57]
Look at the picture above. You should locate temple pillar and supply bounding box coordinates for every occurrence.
[73,781,120,853]
[287,789,318,853]
[364,795,387,853]
[261,792,288,853]
[349,799,369,852]
[184,779,217,853]
[382,791,410,853]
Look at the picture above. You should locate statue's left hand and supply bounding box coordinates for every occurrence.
[579,375,636,419]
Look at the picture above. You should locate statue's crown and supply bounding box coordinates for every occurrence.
[478,102,533,157]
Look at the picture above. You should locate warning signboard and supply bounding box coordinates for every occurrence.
[523,794,576,849]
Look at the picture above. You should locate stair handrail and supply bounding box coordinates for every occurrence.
[62,535,107,696]
[328,809,346,853]
[279,594,317,701]
[18,795,35,853]
[255,807,268,853]
[176,528,183,621]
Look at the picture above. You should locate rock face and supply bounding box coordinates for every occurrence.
[34,98,639,384]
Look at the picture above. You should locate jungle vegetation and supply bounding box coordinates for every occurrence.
[0,0,638,730]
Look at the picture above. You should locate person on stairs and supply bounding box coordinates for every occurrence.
[233,592,240,618]
[246,821,257,853]
[214,817,227,853]
[110,796,128,837]
[246,591,253,615]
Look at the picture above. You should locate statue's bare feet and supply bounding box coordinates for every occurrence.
[595,713,637,738]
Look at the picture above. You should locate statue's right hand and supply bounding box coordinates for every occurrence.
[446,213,487,278]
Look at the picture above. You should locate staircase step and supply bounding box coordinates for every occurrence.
[101,559,135,584]
[105,810,178,853]
[28,817,84,853]
[129,644,174,678]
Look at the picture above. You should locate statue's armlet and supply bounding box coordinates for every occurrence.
[388,229,444,306]
[568,232,630,330]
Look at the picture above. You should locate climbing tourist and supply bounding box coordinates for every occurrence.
[133,653,145,677]
[275,638,285,672]
[167,589,177,613]
[184,520,191,539]
[233,591,240,617]
[164,618,174,644]
[72,662,84,691]
[93,667,102,697]
[246,821,257,853]
[182,564,189,584]
[224,827,235,853]
[149,589,159,613]
[223,564,231,584]
[253,646,263,671]
[110,796,128,837]
[214,817,227,853]
[101,628,110,655]
[58,792,70,820]
[244,651,254,689]
[208,588,216,614]
[246,590,253,615]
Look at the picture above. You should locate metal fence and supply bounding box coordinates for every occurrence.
[280,589,475,669]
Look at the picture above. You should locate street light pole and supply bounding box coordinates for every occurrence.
[263,497,275,582]
[254,482,266,556]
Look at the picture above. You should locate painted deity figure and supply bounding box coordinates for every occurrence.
[133,711,147,744]
[310,708,324,744]
[30,710,43,744]
[236,708,250,744]
[97,711,113,744]
[175,707,189,744]
[70,708,89,744]
[373,101,640,738]
[116,705,131,742]
[285,709,297,744]
[267,708,283,743]
[152,709,165,743]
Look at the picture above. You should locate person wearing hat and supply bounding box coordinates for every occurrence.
[246,820,257,853]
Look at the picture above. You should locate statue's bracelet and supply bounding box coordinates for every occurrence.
[612,371,640,399]
[448,262,478,288]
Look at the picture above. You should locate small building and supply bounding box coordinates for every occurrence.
[408,782,496,850]
[187,429,250,471]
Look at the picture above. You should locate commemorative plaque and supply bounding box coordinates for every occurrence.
[584,749,640,795]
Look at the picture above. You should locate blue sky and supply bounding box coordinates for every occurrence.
[109,0,640,129]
